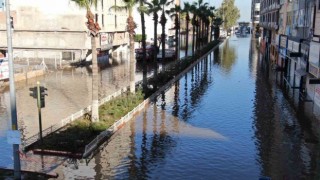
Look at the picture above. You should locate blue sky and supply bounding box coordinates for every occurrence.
[184,0,251,22]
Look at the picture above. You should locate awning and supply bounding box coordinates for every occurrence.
[294,69,307,77]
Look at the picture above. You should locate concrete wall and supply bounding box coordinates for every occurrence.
[0,0,129,61]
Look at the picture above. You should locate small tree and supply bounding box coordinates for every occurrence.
[216,0,240,31]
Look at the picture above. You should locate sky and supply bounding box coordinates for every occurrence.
[185,0,251,22]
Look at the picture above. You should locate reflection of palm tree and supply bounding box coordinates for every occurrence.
[126,93,177,179]
[213,46,220,64]
[182,74,191,120]
[172,82,180,117]
[190,61,209,107]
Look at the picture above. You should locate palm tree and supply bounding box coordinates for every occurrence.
[159,0,173,60]
[213,17,223,40]
[72,0,100,122]
[203,6,214,44]
[168,5,181,60]
[182,2,191,57]
[146,0,162,86]
[208,7,215,42]
[110,0,138,93]
[146,0,162,61]
[197,2,209,48]
[138,1,148,91]
[192,0,209,49]
[190,4,197,56]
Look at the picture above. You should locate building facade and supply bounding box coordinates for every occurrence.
[307,0,320,106]
[258,0,320,105]
[0,0,128,64]
[251,0,261,31]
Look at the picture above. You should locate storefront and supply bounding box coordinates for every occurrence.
[277,35,288,72]
[306,40,320,104]
[285,39,301,88]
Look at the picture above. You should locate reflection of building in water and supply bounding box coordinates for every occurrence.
[253,40,317,179]
[0,63,129,138]
[248,38,259,77]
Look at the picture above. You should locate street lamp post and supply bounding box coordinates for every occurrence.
[5,0,21,179]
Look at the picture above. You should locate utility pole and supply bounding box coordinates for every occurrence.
[5,0,21,179]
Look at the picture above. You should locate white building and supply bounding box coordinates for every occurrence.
[0,0,128,64]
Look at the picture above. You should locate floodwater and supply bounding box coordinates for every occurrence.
[51,37,320,179]
[0,61,131,169]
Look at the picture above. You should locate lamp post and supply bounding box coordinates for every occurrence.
[5,0,21,179]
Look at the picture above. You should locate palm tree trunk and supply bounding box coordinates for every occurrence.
[140,0,147,91]
[185,18,189,58]
[153,13,158,90]
[210,23,213,42]
[206,25,209,44]
[129,35,136,93]
[91,36,99,122]
[196,22,200,51]
[175,15,179,60]
[192,22,195,56]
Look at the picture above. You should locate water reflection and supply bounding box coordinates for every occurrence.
[220,40,238,73]
[0,62,130,169]
[24,37,320,179]
[251,38,320,179]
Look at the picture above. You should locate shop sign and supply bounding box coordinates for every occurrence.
[314,85,320,107]
[280,35,287,48]
[309,42,320,66]
[100,33,113,50]
[301,43,308,56]
[309,63,319,78]
[287,40,293,51]
[300,59,307,70]
[292,42,299,52]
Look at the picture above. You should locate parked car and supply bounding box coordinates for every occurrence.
[135,45,157,61]
[156,49,176,60]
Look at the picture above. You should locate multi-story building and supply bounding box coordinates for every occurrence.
[0,0,128,66]
[307,0,320,105]
[259,0,318,104]
[259,0,280,65]
[251,0,261,31]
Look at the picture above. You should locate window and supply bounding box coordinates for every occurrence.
[102,14,104,27]
[101,0,104,10]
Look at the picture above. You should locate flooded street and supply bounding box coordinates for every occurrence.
[52,37,320,179]
[1,36,320,179]
[0,61,131,169]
